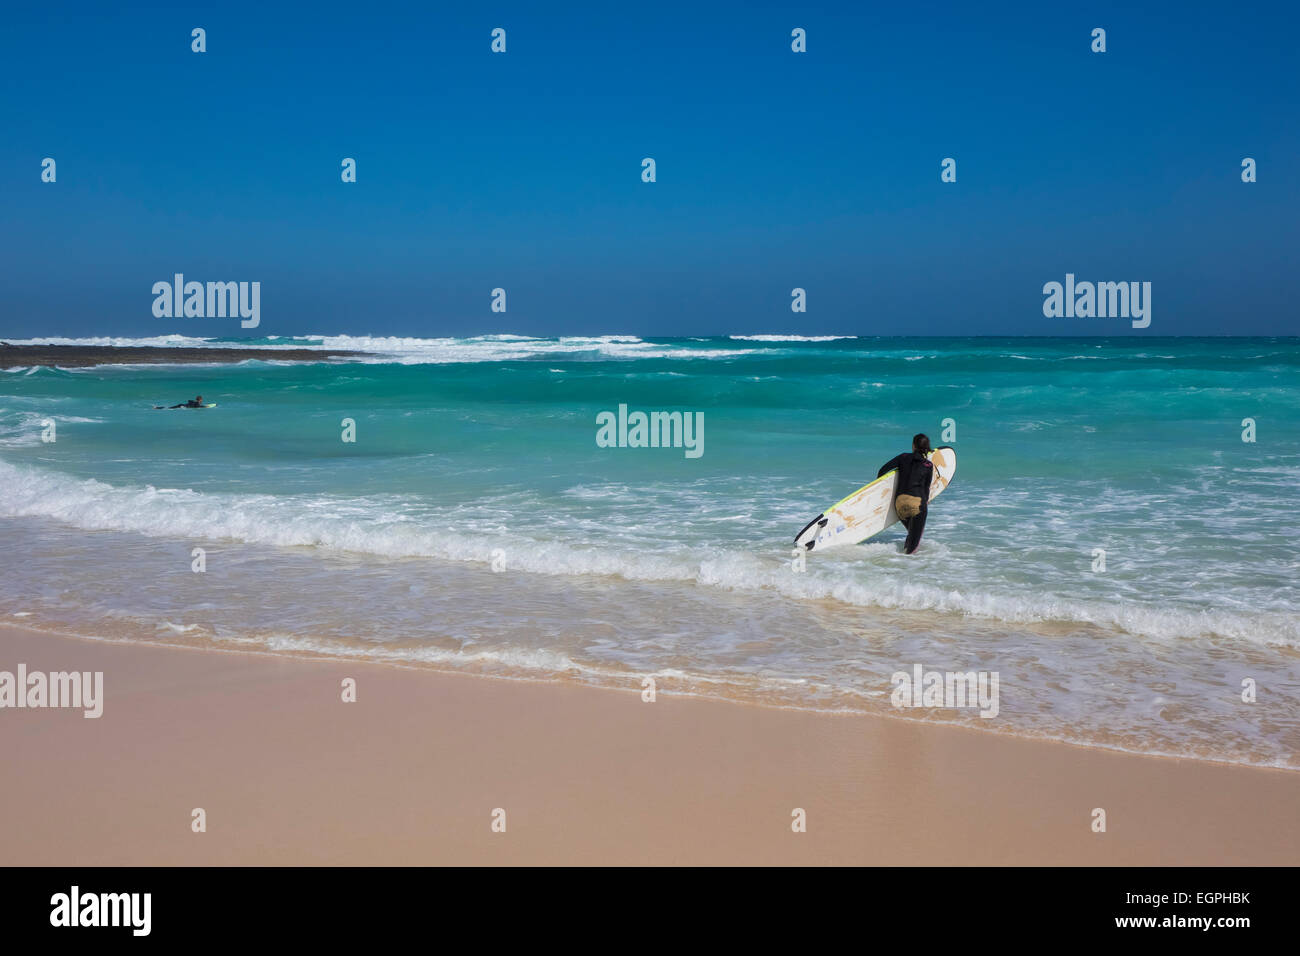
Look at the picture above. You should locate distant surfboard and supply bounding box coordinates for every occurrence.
[793,446,956,552]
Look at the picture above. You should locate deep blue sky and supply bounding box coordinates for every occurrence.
[2,1,1297,338]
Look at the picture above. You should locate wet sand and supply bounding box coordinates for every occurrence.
[1,624,1296,865]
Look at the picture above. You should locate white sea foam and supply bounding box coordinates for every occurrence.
[258,632,584,674]
[728,334,857,342]
[0,458,1292,649]
[0,411,103,447]
[2,333,761,365]
[3,334,226,349]
[310,334,751,363]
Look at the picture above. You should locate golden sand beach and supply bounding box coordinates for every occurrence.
[2,624,1295,866]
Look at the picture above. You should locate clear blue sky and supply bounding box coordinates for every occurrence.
[2,1,1296,338]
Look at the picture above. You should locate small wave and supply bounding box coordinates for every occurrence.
[728,334,857,342]
[0,333,760,365]
[0,458,1292,649]
[3,334,231,349]
[0,411,104,447]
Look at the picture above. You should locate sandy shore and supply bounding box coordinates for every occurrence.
[0,344,367,367]
[1,623,1296,865]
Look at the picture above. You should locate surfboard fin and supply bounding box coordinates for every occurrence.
[794,513,827,545]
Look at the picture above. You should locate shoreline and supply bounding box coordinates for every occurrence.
[10,618,1297,776]
[0,343,369,367]
[2,623,1297,865]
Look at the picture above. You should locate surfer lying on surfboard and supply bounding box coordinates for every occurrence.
[155,395,210,409]
[876,433,933,555]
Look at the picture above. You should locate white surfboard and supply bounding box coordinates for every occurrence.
[793,446,956,552]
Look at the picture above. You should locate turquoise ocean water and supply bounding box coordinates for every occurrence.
[1,334,1297,767]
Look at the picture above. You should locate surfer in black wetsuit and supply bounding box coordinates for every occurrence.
[165,395,205,408]
[877,433,934,554]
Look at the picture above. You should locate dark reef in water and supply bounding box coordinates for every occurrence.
[0,343,369,367]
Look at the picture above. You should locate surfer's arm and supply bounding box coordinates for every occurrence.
[877,454,907,478]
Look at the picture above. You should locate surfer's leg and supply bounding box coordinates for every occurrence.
[903,508,927,554]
